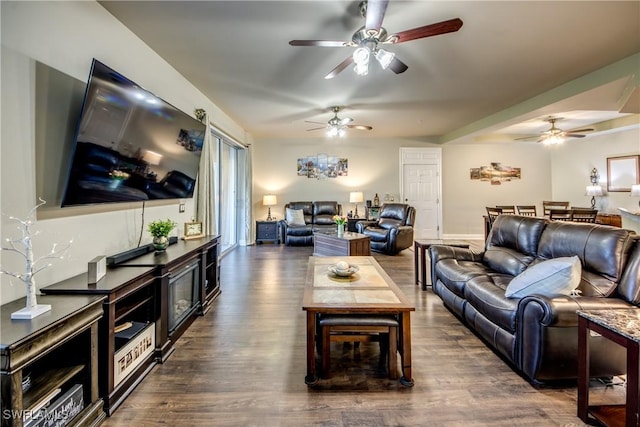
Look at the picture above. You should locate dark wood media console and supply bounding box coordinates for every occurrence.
[41,235,220,416]
[1,295,105,427]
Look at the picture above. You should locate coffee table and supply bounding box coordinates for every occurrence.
[302,256,415,386]
[414,240,470,290]
[313,231,370,257]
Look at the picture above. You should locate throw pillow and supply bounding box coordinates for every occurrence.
[285,208,306,226]
[505,256,582,298]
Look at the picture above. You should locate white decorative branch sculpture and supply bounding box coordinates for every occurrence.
[0,199,72,319]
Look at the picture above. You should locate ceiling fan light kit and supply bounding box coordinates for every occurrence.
[516,117,595,145]
[289,0,463,79]
[306,106,373,137]
[541,134,564,146]
[375,48,395,69]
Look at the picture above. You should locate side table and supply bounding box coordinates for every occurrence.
[256,220,280,244]
[577,309,640,426]
[347,217,362,232]
[414,240,470,290]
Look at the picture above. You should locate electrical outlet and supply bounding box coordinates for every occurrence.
[179,203,185,213]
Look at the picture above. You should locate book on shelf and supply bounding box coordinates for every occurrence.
[115,321,150,346]
[24,383,84,427]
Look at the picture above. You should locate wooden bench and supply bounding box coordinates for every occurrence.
[318,315,399,380]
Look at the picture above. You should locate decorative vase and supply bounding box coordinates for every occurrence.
[337,223,345,236]
[153,236,169,252]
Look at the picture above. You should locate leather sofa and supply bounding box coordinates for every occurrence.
[429,214,640,384]
[356,203,415,255]
[280,201,342,246]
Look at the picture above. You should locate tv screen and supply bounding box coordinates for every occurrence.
[61,59,205,207]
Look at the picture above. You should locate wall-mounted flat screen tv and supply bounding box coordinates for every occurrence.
[61,59,205,207]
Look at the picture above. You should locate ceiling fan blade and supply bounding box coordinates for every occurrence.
[306,127,327,132]
[365,0,389,32]
[514,135,539,141]
[566,134,587,138]
[339,117,353,125]
[346,124,373,131]
[389,18,463,44]
[304,120,327,125]
[289,40,350,47]
[388,56,408,74]
[566,128,595,134]
[324,56,354,80]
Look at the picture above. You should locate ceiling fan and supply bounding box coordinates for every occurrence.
[289,0,463,79]
[516,117,595,145]
[306,106,373,137]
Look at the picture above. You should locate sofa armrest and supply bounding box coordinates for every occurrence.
[518,294,632,381]
[355,220,377,233]
[518,295,633,328]
[278,219,288,240]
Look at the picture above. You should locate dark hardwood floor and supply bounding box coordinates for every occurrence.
[102,244,612,426]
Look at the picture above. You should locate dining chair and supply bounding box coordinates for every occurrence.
[543,201,570,216]
[516,205,537,216]
[486,207,503,226]
[549,208,572,221]
[496,205,516,214]
[571,209,598,223]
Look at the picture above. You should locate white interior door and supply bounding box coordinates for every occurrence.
[401,148,441,239]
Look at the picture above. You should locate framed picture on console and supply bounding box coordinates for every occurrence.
[367,206,380,220]
[607,155,640,192]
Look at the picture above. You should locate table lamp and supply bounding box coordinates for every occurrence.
[349,191,364,218]
[631,184,640,211]
[585,185,603,209]
[263,194,277,221]
[585,167,603,209]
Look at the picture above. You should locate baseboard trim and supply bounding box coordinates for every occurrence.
[441,234,484,241]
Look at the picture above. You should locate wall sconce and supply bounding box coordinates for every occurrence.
[585,167,603,209]
[349,191,364,218]
[263,194,277,221]
[631,184,640,210]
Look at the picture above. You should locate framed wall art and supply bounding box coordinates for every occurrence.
[297,153,347,179]
[607,155,640,192]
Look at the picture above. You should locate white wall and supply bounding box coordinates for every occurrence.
[0,1,249,304]
[551,127,640,213]
[252,136,554,236]
[252,136,439,220]
[441,143,551,236]
[253,130,638,238]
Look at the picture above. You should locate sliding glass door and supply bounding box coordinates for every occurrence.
[211,129,247,255]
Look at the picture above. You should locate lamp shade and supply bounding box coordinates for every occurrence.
[631,184,640,197]
[585,185,604,196]
[349,191,364,203]
[263,194,277,206]
[142,150,162,165]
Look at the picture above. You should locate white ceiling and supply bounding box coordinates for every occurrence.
[99,0,640,143]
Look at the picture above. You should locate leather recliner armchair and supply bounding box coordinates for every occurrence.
[356,203,416,255]
[280,201,314,246]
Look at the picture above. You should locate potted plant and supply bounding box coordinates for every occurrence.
[148,219,177,252]
[332,215,347,235]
